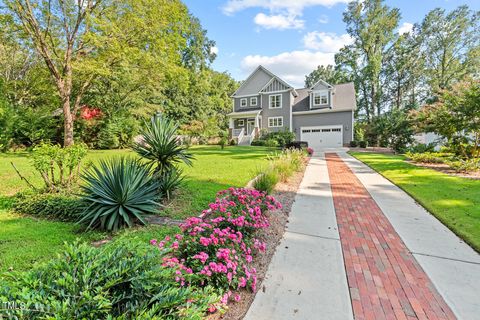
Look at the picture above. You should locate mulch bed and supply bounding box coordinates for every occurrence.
[349,147,394,154]
[406,160,480,180]
[214,158,309,320]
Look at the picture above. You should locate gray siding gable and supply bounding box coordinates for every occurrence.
[233,67,272,96]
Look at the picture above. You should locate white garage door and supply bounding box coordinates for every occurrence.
[301,126,343,149]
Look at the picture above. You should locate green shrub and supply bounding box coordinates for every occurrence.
[408,143,436,154]
[264,139,279,148]
[260,130,295,147]
[445,159,480,172]
[405,152,445,164]
[31,142,88,191]
[79,157,160,231]
[358,141,368,148]
[13,192,83,221]
[0,242,221,319]
[229,139,236,146]
[219,136,228,149]
[349,140,358,147]
[251,139,266,146]
[253,169,279,194]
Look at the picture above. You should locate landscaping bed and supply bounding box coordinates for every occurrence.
[216,157,308,320]
[406,160,480,180]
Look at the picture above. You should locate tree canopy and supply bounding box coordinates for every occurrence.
[0,0,238,148]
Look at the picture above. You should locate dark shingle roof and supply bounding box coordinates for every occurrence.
[292,82,356,113]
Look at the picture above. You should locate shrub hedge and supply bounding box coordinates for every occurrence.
[0,241,220,319]
[13,192,83,221]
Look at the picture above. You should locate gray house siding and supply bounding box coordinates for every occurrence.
[261,91,291,132]
[233,95,261,112]
[292,111,353,144]
[234,68,272,96]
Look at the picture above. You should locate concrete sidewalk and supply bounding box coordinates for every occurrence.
[339,152,480,320]
[244,154,353,320]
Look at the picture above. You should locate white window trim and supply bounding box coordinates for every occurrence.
[269,94,282,109]
[240,98,247,107]
[250,97,258,106]
[268,116,283,128]
[313,90,329,106]
[237,119,244,126]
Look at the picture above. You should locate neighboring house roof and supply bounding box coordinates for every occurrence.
[292,82,356,113]
[232,65,298,97]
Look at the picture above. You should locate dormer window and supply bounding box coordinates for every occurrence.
[250,97,258,106]
[313,91,329,106]
[240,98,247,107]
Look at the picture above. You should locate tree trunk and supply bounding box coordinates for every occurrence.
[62,95,74,146]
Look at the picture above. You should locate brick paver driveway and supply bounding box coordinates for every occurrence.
[326,153,456,320]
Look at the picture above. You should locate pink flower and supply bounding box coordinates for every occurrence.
[234,294,241,302]
[208,305,217,313]
[150,239,157,245]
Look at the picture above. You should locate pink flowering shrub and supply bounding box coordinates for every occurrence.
[151,188,281,305]
[306,147,314,155]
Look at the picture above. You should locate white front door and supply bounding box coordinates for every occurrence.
[247,119,255,135]
[300,125,343,149]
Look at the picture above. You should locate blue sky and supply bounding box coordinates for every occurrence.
[183,0,479,88]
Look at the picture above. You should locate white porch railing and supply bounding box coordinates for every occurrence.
[232,128,244,137]
[249,128,256,144]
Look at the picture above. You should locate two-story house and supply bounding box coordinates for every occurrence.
[228,65,356,149]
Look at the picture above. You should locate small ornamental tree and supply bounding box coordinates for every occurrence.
[412,79,480,158]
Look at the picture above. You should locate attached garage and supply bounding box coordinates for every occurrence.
[300,125,343,149]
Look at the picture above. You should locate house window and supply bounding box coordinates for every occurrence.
[240,98,247,107]
[268,117,283,128]
[237,119,244,126]
[313,91,329,106]
[250,97,258,106]
[269,94,282,109]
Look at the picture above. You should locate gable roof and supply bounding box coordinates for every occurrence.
[232,65,297,97]
[293,82,356,112]
[310,79,333,90]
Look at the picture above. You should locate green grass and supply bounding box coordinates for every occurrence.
[350,152,480,252]
[0,145,270,272]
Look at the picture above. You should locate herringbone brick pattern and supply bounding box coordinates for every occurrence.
[326,153,456,320]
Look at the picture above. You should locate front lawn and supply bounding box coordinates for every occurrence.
[350,152,480,252]
[0,145,271,272]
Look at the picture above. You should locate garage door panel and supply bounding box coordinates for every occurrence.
[301,126,342,148]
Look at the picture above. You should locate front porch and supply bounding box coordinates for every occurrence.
[228,110,262,145]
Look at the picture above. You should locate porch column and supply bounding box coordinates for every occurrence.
[228,118,234,139]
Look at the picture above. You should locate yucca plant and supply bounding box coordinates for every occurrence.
[158,167,184,200]
[78,157,160,231]
[133,115,194,175]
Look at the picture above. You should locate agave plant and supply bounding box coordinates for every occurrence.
[78,157,160,231]
[133,115,194,175]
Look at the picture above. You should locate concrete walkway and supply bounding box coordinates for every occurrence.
[245,153,353,320]
[245,151,480,320]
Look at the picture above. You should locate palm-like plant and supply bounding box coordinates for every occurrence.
[133,115,194,175]
[78,157,160,231]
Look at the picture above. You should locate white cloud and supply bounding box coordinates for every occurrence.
[254,13,304,29]
[222,0,348,30]
[241,50,336,87]
[303,31,353,52]
[398,22,413,35]
[210,46,219,55]
[222,0,350,15]
[318,14,329,24]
